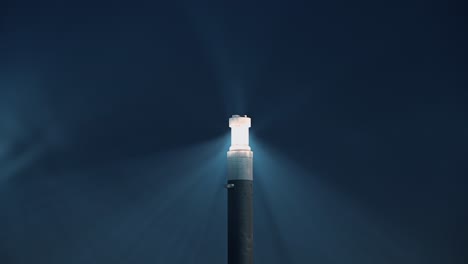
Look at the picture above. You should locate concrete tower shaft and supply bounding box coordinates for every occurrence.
[227,115,253,264]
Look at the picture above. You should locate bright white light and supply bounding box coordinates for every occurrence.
[229,115,251,151]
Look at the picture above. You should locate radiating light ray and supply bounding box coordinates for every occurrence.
[0,109,49,183]
[1,126,427,264]
[252,88,315,134]
[255,181,295,263]
[252,138,424,264]
[0,142,47,183]
[0,132,231,264]
[0,72,65,184]
[179,6,255,115]
[69,135,229,264]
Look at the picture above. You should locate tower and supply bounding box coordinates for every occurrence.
[226,115,253,264]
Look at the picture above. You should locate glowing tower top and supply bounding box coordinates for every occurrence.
[229,115,251,151]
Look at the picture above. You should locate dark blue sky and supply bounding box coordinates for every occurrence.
[1,0,467,263]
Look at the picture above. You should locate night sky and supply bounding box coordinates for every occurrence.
[1,0,467,263]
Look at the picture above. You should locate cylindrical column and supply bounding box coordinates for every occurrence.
[227,115,253,264]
